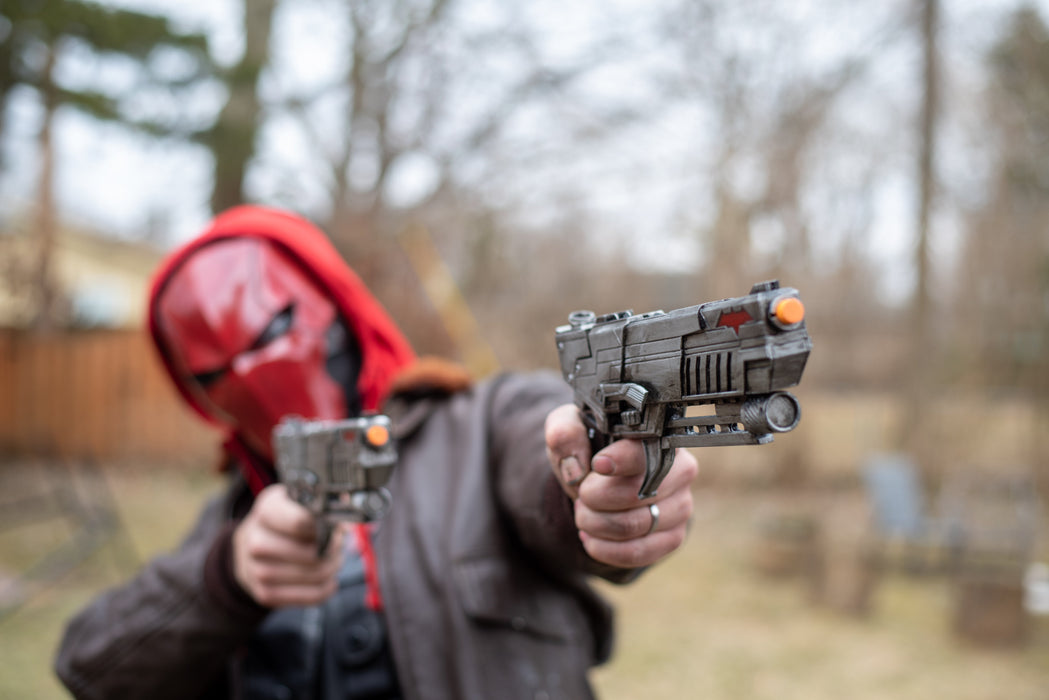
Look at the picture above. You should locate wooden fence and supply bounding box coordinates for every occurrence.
[0,328,217,465]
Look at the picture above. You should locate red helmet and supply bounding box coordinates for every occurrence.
[148,206,415,491]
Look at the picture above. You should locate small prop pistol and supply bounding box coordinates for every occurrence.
[555,280,812,499]
[272,414,397,555]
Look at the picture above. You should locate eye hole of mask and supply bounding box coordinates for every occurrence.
[188,305,296,388]
[191,367,227,388]
[250,304,295,351]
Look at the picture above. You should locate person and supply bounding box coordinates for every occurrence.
[54,205,698,700]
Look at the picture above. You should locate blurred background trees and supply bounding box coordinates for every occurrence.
[1,0,212,329]
[960,5,1049,399]
[1,0,1047,421]
[3,8,1047,693]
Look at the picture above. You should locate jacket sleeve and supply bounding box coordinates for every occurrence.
[53,488,269,700]
[487,371,641,584]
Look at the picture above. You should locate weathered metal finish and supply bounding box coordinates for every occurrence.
[555,280,812,499]
[273,414,396,552]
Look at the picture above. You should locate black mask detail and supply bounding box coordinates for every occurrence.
[326,317,363,417]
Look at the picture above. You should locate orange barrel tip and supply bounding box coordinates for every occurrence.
[365,423,390,447]
[774,297,805,325]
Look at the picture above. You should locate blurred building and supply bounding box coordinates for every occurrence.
[0,223,164,329]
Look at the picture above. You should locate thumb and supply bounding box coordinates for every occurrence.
[545,403,592,494]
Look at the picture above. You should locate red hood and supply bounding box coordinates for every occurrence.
[147,205,416,464]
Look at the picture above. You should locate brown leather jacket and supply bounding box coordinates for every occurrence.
[54,372,635,700]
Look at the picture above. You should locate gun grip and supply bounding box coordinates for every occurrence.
[315,520,334,558]
[586,424,611,460]
[638,439,675,500]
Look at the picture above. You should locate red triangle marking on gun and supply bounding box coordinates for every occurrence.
[717,309,753,334]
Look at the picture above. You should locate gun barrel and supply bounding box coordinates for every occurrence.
[555,279,812,497]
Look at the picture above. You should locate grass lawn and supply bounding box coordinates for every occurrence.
[1,466,1046,699]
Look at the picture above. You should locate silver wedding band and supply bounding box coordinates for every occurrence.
[646,503,660,536]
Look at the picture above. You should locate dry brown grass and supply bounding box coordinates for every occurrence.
[0,467,225,700]
[1,385,1047,700]
[592,489,1049,700]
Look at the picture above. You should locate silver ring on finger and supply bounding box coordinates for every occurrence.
[646,503,660,536]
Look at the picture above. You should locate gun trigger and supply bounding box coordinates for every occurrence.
[637,439,676,500]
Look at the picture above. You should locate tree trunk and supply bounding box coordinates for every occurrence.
[32,44,59,332]
[208,0,276,214]
[898,0,939,460]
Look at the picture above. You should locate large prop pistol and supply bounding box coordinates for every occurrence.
[555,280,812,499]
[272,414,397,554]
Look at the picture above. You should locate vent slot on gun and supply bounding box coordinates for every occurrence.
[684,351,734,397]
[331,441,353,484]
